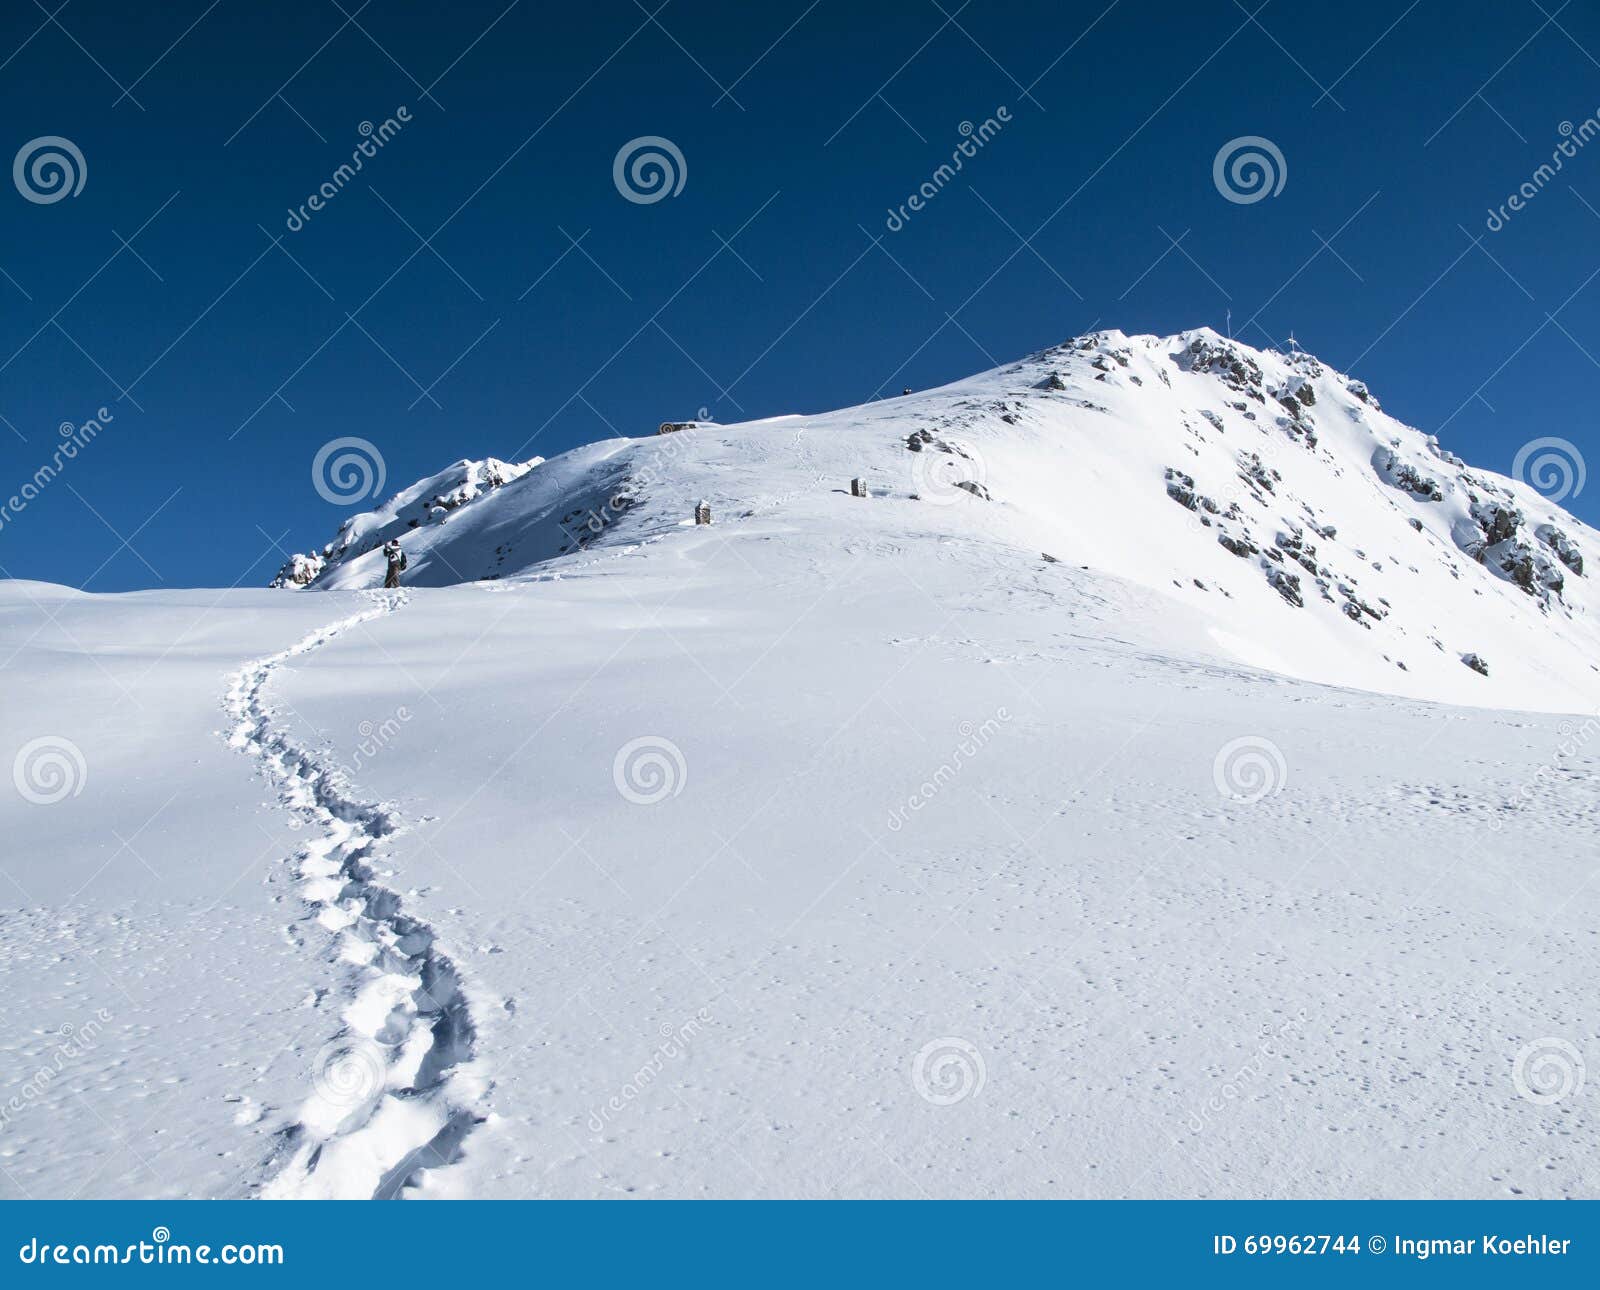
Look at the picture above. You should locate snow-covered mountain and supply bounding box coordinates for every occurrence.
[274,328,1598,713]
[10,326,1600,1201]
[271,456,540,588]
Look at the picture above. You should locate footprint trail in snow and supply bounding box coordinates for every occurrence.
[224,591,487,1199]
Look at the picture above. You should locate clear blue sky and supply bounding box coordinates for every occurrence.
[2,0,1598,590]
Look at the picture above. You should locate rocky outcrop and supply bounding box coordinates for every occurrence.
[269,552,326,589]
[1376,449,1444,502]
[1174,335,1265,403]
[269,456,538,589]
[1537,524,1584,576]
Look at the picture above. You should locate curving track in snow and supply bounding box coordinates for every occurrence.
[224,591,485,1199]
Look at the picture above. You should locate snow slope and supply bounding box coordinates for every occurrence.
[275,330,1600,714]
[3,329,1597,1200]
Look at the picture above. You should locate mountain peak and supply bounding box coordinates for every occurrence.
[269,328,1597,712]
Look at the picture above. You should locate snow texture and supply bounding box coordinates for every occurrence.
[3,330,1596,1199]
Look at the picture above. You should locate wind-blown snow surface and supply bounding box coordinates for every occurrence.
[3,331,1597,1199]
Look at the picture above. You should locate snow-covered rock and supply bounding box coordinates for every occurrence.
[275,328,1600,714]
[271,457,539,588]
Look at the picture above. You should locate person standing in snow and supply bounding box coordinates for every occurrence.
[382,539,407,589]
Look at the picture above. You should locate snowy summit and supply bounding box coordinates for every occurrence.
[274,328,1598,713]
[5,326,1597,1202]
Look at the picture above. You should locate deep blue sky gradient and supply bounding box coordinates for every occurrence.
[3,0,1599,589]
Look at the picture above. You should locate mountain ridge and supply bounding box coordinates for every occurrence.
[269,328,1599,713]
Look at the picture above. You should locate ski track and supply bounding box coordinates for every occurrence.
[224,591,486,1199]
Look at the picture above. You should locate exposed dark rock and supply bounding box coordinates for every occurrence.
[1264,564,1304,607]
[1164,467,1199,510]
[1537,524,1584,575]
[1175,335,1265,402]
